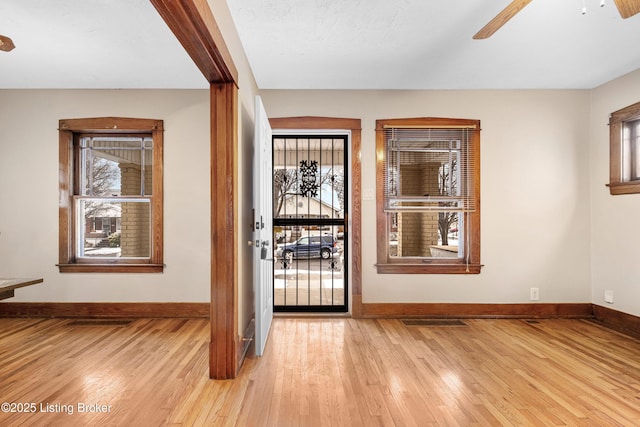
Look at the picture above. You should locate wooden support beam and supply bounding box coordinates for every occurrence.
[151,0,241,380]
[209,82,239,379]
[150,0,238,84]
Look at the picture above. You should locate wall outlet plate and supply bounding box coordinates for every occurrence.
[604,290,614,304]
[530,287,540,301]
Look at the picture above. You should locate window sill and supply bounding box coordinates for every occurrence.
[375,263,482,274]
[607,181,640,195]
[57,264,164,273]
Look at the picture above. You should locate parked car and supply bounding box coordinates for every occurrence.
[275,235,337,260]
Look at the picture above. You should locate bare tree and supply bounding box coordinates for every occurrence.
[273,166,344,217]
[84,157,120,219]
[273,168,298,218]
[438,160,457,246]
[329,169,345,214]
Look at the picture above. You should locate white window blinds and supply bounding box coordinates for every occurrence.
[383,126,478,212]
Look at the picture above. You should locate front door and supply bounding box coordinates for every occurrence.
[253,96,273,356]
[272,134,348,313]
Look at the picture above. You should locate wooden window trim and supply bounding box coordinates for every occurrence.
[375,117,481,274]
[608,101,640,195]
[58,117,164,273]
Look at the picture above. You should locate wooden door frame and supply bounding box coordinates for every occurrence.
[269,117,363,316]
[151,0,241,379]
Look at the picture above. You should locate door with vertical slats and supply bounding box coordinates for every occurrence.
[272,135,348,313]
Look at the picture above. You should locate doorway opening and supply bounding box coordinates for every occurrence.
[272,134,348,313]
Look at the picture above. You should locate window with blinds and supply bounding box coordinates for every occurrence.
[375,118,481,274]
[609,101,640,195]
[383,127,478,213]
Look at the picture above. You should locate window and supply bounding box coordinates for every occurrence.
[608,101,640,195]
[58,117,164,273]
[375,118,481,274]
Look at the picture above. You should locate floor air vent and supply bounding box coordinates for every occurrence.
[402,319,467,327]
[68,319,132,327]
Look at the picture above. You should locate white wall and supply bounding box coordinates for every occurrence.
[0,0,261,338]
[261,89,593,304]
[0,89,210,302]
[2,0,637,319]
[590,68,640,317]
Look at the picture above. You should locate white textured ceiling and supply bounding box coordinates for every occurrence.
[0,0,205,89]
[228,0,640,89]
[1,0,639,90]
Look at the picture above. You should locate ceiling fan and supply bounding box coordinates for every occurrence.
[0,34,15,52]
[473,0,640,39]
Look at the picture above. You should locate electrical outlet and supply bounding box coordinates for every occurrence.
[604,290,614,304]
[530,287,540,301]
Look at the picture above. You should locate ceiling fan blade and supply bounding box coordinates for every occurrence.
[613,0,640,18]
[0,35,15,52]
[473,0,533,39]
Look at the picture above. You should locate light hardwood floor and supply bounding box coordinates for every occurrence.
[1,316,639,426]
